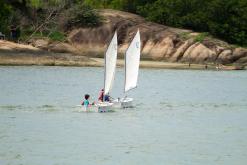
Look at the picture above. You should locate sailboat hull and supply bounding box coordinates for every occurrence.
[78,102,114,112]
[97,102,114,112]
[113,97,133,108]
[78,105,98,112]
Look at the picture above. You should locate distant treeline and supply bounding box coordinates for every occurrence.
[1,0,247,46]
[85,0,247,47]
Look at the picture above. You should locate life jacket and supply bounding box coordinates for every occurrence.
[104,95,110,102]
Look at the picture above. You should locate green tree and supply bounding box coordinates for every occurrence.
[207,0,247,45]
[0,1,12,34]
[66,3,102,29]
[137,0,247,46]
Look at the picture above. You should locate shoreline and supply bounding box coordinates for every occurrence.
[0,53,239,70]
[0,40,246,70]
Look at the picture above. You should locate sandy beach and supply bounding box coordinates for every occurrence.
[0,52,216,70]
[0,40,243,70]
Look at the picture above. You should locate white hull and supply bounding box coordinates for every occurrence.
[78,102,114,113]
[97,102,114,112]
[113,97,133,108]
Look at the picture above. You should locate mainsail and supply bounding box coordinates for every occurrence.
[124,30,141,92]
[104,32,118,95]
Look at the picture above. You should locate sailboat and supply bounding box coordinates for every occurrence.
[96,31,118,112]
[114,29,141,108]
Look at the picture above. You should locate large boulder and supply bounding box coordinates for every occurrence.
[33,39,49,50]
[182,43,217,63]
[48,42,78,54]
[232,48,247,62]
[147,37,174,60]
[170,39,194,62]
[217,49,233,64]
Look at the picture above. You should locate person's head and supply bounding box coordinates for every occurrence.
[85,94,90,100]
[101,89,104,91]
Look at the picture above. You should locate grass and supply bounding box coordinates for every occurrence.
[194,32,209,43]
[178,32,209,43]
[179,32,191,40]
[19,29,66,42]
[48,31,66,42]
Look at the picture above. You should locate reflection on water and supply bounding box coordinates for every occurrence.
[0,66,247,165]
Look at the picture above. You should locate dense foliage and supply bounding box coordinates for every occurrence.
[0,1,12,35]
[1,0,247,46]
[83,0,247,47]
[137,0,247,46]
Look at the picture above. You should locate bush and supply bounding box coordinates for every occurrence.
[49,31,66,41]
[66,3,102,29]
[0,2,12,35]
[194,33,209,43]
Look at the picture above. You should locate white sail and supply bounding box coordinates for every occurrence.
[124,30,141,92]
[104,32,118,95]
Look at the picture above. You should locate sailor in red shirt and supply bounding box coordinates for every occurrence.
[98,89,104,102]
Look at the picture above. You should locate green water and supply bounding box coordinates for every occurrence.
[0,66,247,165]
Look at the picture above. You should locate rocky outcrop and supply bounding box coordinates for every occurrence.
[0,40,98,66]
[170,39,194,62]
[182,43,217,63]
[0,40,244,69]
[33,39,49,49]
[64,9,247,66]
[217,50,233,64]
[8,9,247,66]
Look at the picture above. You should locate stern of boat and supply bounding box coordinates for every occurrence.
[96,102,114,112]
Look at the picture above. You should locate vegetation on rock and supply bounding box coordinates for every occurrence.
[1,0,247,47]
[0,0,101,42]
